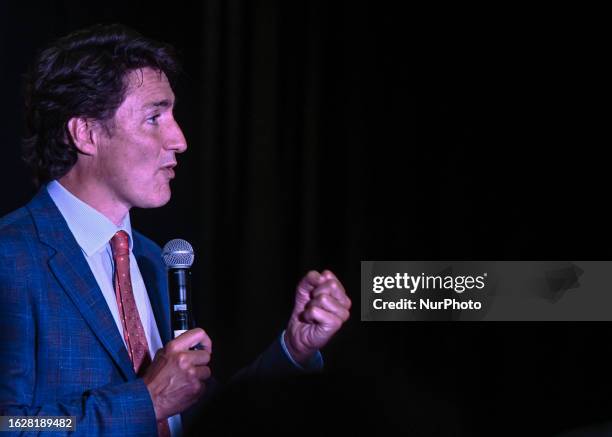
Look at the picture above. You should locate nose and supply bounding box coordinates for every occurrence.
[165,119,188,154]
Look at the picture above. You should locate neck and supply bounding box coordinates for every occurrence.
[58,171,129,226]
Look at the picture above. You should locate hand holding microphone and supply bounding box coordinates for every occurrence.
[143,328,212,421]
[142,239,212,421]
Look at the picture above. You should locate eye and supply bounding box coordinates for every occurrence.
[146,114,161,125]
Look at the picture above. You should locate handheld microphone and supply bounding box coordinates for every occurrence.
[162,239,203,349]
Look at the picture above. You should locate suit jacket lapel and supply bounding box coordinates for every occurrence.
[27,188,136,381]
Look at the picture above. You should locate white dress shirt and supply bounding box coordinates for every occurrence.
[47,180,182,436]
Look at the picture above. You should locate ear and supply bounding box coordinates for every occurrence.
[66,117,101,155]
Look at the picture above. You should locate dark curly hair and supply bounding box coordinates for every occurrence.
[22,23,181,187]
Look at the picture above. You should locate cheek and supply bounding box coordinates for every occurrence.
[121,146,160,175]
[100,132,163,182]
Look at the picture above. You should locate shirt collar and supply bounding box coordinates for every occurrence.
[46,180,133,256]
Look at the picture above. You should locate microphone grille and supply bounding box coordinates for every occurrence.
[162,238,195,268]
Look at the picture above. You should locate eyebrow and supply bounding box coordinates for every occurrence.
[141,98,175,111]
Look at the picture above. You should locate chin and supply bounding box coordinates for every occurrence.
[136,186,172,209]
[154,190,172,207]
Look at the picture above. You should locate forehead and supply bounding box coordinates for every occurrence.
[119,68,175,111]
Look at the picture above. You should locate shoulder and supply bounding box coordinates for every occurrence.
[132,230,163,258]
[0,206,34,232]
[0,206,37,255]
[0,206,44,300]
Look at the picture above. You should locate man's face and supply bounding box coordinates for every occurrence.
[94,67,187,210]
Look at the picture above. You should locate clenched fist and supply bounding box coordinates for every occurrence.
[285,270,351,365]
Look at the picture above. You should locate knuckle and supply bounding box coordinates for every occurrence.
[320,293,329,302]
[166,342,178,354]
[191,380,202,395]
[197,352,209,365]
[203,366,211,380]
[177,352,190,369]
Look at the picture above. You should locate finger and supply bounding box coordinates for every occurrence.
[313,279,352,309]
[301,305,344,329]
[178,350,211,367]
[190,349,211,366]
[193,365,211,381]
[187,371,209,399]
[321,270,337,281]
[171,328,208,351]
[310,293,350,322]
[195,329,213,353]
[297,270,322,293]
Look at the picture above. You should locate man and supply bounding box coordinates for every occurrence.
[0,24,351,436]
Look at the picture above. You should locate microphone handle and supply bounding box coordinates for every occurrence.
[168,268,205,350]
[169,268,191,336]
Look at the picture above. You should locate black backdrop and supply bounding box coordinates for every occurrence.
[1,1,611,435]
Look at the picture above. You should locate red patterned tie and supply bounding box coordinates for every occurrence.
[111,230,170,437]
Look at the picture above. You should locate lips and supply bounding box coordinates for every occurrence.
[163,167,175,178]
[160,162,177,179]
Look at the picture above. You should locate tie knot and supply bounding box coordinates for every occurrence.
[110,230,130,258]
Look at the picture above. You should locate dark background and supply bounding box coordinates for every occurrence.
[1,1,610,435]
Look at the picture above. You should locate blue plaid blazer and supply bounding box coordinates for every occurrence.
[0,188,300,436]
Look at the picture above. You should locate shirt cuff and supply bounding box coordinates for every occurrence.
[280,330,324,372]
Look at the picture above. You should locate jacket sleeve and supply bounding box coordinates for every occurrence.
[0,244,157,437]
[230,332,323,384]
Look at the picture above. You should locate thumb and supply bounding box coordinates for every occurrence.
[296,270,322,297]
[170,328,206,351]
[293,270,322,312]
